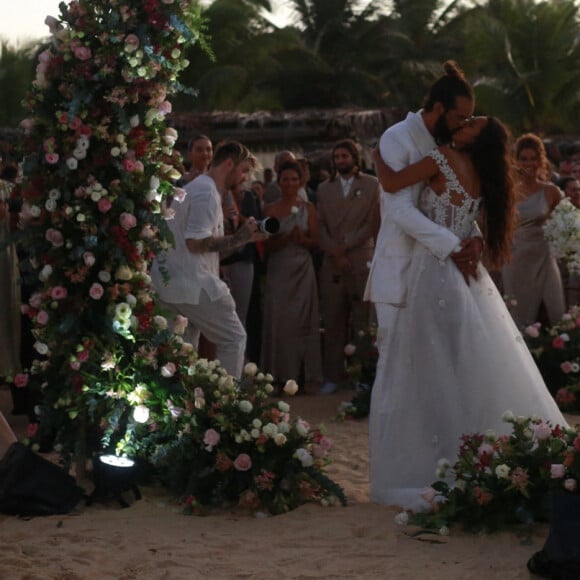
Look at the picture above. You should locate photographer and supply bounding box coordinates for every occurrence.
[151,141,267,378]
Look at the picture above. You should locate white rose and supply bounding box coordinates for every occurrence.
[34,341,49,355]
[394,512,409,526]
[133,404,150,423]
[250,429,260,439]
[98,270,111,283]
[39,264,53,281]
[243,362,258,377]
[252,418,262,428]
[264,384,274,394]
[45,199,57,212]
[294,448,314,467]
[265,373,274,382]
[273,433,287,446]
[239,400,253,413]
[495,464,510,479]
[502,410,515,422]
[153,315,168,330]
[278,401,290,413]
[283,379,299,396]
[277,421,290,434]
[262,423,278,438]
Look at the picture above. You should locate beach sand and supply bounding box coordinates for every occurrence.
[0,388,570,579]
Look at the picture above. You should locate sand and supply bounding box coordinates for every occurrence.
[0,388,568,579]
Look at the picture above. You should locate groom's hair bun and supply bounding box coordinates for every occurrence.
[443,60,466,80]
[423,60,473,112]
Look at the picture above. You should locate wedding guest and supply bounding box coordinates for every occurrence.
[502,133,565,328]
[220,182,261,330]
[316,139,379,394]
[263,150,296,205]
[560,176,580,208]
[261,161,322,392]
[178,134,213,186]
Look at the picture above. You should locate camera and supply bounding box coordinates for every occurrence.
[256,217,280,234]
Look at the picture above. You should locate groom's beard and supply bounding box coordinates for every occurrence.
[433,113,454,145]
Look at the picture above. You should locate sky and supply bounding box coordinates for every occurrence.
[0,1,293,47]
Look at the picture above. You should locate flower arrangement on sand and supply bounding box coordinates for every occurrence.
[336,326,378,420]
[522,306,580,412]
[5,0,347,516]
[402,415,579,533]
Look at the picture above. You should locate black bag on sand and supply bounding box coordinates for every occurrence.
[527,494,580,580]
[0,442,84,516]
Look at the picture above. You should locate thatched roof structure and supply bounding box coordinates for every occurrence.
[169,108,405,151]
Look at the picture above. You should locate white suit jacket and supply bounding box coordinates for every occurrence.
[364,111,465,304]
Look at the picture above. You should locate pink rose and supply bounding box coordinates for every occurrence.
[233,453,252,472]
[14,373,29,388]
[552,336,566,349]
[574,436,580,452]
[550,464,566,479]
[173,315,188,335]
[27,423,38,439]
[97,197,112,213]
[77,350,89,363]
[45,153,59,164]
[420,486,437,503]
[124,34,140,52]
[36,310,49,325]
[478,443,494,457]
[318,435,332,453]
[120,212,137,230]
[73,46,91,61]
[532,422,552,441]
[70,360,81,371]
[83,252,95,267]
[45,228,64,247]
[576,317,580,328]
[29,293,43,308]
[561,361,573,374]
[158,101,172,115]
[133,161,144,173]
[122,159,136,172]
[565,478,577,492]
[203,429,220,449]
[50,286,68,300]
[89,283,104,300]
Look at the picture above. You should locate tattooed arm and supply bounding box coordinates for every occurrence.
[186,218,262,258]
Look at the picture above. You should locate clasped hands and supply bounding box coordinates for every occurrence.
[451,237,484,285]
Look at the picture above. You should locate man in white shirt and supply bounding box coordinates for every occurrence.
[152,141,262,377]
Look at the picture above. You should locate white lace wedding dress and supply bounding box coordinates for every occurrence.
[369,150,568,510]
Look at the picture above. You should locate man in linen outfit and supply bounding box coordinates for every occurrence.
[152,141,262,377]
[365,61,484,504]
[317,139,379,393]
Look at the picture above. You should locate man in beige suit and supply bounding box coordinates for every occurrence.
[317,139,379,393]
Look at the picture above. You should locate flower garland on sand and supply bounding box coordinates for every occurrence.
[523,306,580,412]
[543,198,580,274]
[398,414,579,533]
[336,326,378,420]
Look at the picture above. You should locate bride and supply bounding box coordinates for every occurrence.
[370,116,568,510]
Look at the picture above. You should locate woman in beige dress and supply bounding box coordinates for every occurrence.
[502,133,565,328]
[261,161,322,391]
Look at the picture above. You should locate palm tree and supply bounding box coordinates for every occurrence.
[376,0,475,108]
[464,0,580,134]
[0,40,37,127]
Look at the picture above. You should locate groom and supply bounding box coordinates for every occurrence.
[365,61,484,504]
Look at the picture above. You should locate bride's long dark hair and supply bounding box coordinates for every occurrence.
[465,117,516,269]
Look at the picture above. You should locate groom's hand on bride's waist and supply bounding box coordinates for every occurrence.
[451,237,484,285]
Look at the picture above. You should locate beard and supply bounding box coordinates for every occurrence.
[433,113,454,145]
[336,163,356,176]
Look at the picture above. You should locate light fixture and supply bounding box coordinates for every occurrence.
[86,454,141,508]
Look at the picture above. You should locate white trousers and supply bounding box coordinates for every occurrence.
[159,290,246,378]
